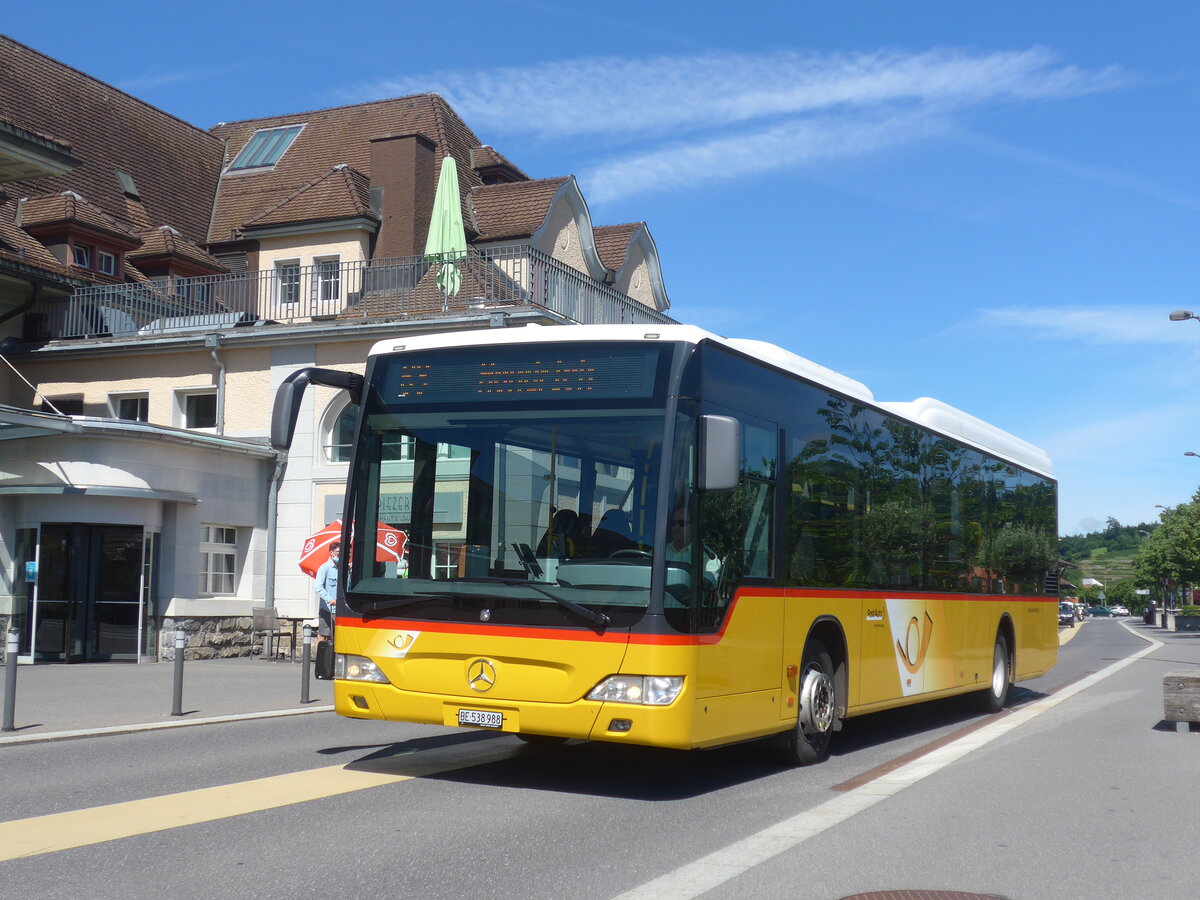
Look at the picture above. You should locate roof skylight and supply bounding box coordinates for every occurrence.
[227,124,303,172]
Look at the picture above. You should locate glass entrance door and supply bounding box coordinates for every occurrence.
[32,524,145,662]
[90,528,144,661]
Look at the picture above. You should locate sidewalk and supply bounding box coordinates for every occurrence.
[0,656,333,745]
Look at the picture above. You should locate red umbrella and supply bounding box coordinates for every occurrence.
[299,518,408,577]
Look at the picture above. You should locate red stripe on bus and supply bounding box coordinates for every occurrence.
[336,587,1050,646]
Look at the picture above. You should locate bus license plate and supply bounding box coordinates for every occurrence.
[458,708,503,729]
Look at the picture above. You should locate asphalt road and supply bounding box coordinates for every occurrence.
[0,619,1191,899]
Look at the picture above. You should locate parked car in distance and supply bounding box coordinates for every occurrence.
[1111,604,1129,616]
[1087,606,1115,617]
[1059,602,1077,627]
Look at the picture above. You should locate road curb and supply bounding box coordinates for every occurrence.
[0,704,334,747]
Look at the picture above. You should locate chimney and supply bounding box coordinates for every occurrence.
[369,132,437,259]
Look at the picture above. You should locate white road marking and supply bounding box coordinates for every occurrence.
[614,622,1163,899]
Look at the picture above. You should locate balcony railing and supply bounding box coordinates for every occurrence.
[25,244,673,341]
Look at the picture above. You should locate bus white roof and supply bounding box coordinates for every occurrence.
[369,324,1052,477]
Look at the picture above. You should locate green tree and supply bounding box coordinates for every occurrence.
[1132,491,1200,604]
[1107,579,1139,611]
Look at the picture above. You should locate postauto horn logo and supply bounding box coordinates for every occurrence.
[886,599,933,696]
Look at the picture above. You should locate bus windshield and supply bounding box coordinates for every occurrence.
[343,342,675,629]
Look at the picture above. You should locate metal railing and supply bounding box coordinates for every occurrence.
[26,245,673,341]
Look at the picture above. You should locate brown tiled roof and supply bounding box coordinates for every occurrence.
[471,145,528,181]
[210,94,520,244]
[593,223,641,271]
[128,225,226,273]
[20,191,140,244]
[470,177,569,241]
[242,164,376,230]
[122,260,153,285]
[0,199,72,274]
[0,112,72,152]
[0,35,223,245]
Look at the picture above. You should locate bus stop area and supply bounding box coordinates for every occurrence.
[0,656,332,744]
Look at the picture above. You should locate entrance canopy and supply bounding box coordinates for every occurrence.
[0,404,84,441]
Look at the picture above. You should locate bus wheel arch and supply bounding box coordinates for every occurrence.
[982,616,1015,713]
[784,619,847,766]
[807,618,848,724]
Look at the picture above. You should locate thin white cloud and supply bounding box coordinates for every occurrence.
[1038,400,1196,464]
[583,110,945,202]
[337,46,1124,140]
[958,130,1200,212]
[117,64,242,93]
[972,306,1197,345]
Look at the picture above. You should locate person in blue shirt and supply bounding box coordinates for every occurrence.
[315,541,339,649]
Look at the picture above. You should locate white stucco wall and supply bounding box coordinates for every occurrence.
[0,430,273,622]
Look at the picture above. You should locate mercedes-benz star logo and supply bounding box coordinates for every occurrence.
[467,658,497,693]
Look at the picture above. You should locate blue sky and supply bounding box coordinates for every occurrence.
[9,1,1200,535]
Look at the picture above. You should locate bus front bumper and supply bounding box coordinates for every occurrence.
[333,680,699,750]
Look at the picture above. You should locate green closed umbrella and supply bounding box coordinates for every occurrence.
[423,156,468,307]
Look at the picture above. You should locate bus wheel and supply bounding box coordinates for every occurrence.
[515,734,569,746]
[981,632,1011,713]
[786,640,836,766]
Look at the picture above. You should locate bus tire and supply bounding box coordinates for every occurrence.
[785,639,836,766]
[515,733,569,746]
[981,632,1011,713]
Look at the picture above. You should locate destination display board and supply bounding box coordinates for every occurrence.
[381,344,664,403]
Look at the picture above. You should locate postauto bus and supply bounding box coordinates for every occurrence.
[272,324,1058,764]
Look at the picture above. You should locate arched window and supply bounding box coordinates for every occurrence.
[324,403,356,463]
[322,399,421,463]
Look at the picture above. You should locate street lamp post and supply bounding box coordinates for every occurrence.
[1155,505,1173,610]
[1169,310,1199,323]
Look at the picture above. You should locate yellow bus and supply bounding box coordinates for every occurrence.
[272,324,1058,764]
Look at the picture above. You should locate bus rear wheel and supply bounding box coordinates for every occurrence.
[981,632,1011,713]
[784,640,836,766]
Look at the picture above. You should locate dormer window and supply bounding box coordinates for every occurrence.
[73,244,92,268]
[98,250,117,275]
[228,124,304,172]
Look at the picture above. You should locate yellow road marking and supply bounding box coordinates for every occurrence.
[0,737,514,862]
[0,764,407,862]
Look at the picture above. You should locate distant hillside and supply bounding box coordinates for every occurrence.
[1063,547,1138,592]
[1059,519,1154,592]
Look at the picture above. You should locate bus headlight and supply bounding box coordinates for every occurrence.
[334,654,390,683]
[587,675,683,706]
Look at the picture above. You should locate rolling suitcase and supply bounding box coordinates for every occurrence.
[315,640,334,680]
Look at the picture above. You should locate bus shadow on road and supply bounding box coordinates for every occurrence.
[328,690,1037,801]
[416,738,793,800]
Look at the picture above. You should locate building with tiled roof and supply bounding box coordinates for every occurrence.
[0,33,675,665]
[0,37,222,245]
[128,225,227,277]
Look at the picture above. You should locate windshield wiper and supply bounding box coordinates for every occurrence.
[358,594,454,616]
[513,581,611,630]
[358,585,609,630]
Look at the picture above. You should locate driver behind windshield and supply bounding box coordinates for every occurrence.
[666,506,721,588]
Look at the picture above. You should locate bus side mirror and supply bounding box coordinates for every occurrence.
[699,414,740,492]
[270,367,363,451]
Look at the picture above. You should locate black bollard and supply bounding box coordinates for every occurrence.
[171,628,185,716]
[3,628,17,732]
[300,625,312,704]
